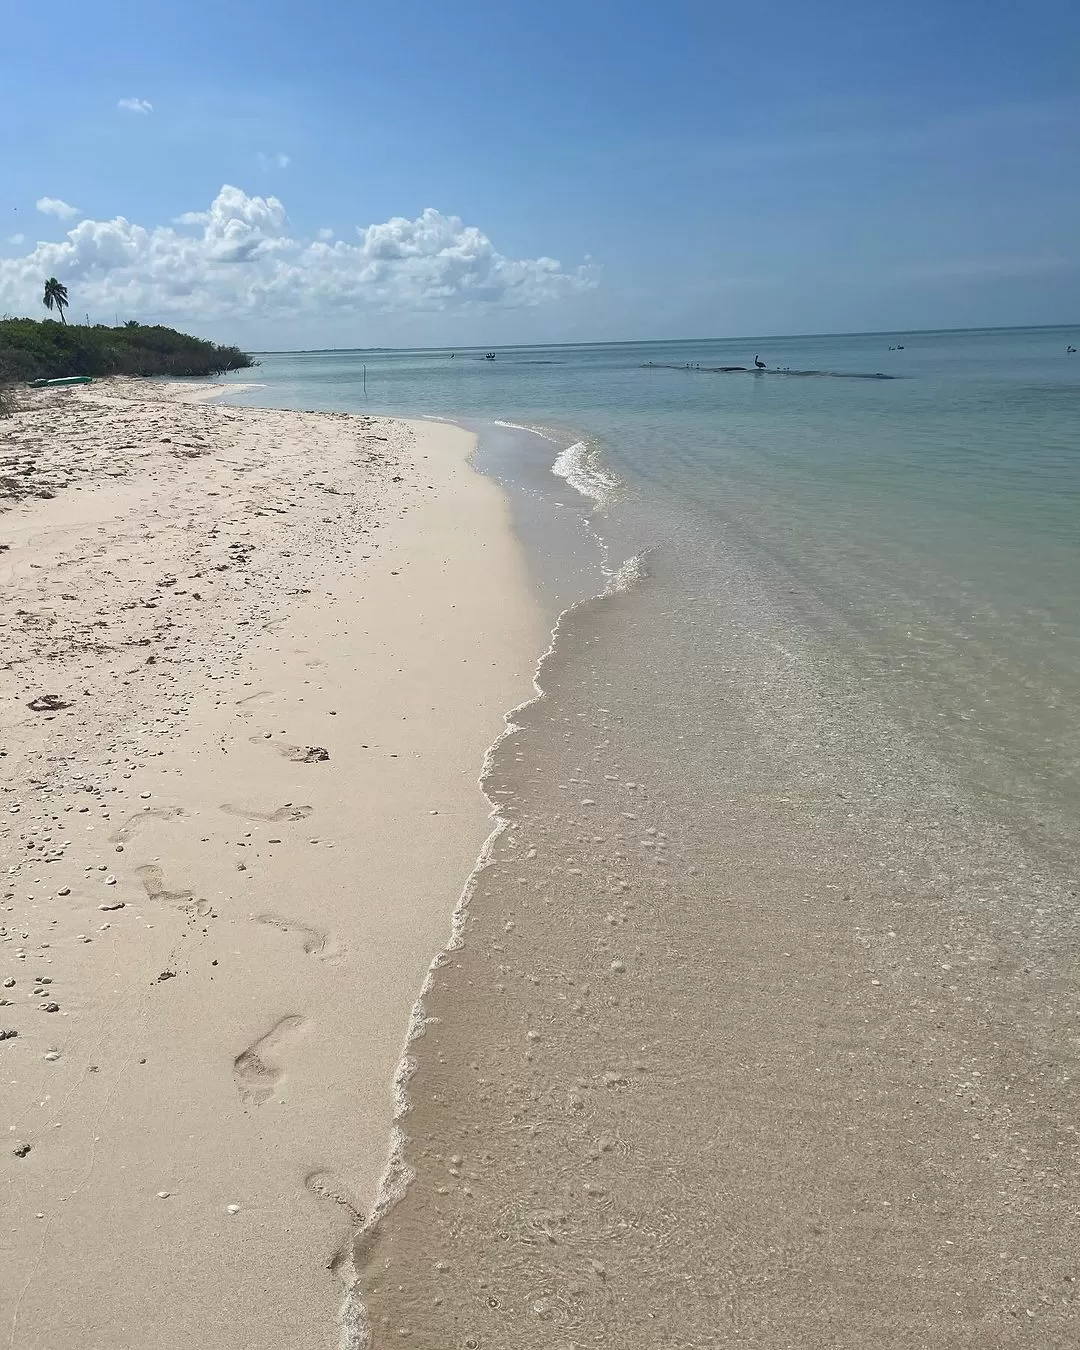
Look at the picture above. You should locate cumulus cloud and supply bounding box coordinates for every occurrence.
[118,97,153,114]
[316,227,334,241]
[36,197,80,219]
[0,185,595,327]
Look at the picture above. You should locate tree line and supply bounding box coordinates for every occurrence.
[0,313,254,382]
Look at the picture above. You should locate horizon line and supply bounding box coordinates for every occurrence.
[245,321,1078,357]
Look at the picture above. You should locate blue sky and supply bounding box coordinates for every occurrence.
[2,0,1078,347]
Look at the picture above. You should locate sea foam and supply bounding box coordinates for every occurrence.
[551,438,622,508]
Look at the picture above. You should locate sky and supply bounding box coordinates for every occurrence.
[1,0,1078,349]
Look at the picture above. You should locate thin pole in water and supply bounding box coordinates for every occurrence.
[363,363,367,398]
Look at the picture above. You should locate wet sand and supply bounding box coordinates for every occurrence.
[0,383,544,1349]
[354,553,1080,1347]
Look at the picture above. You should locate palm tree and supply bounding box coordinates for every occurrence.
[43,277,69,324]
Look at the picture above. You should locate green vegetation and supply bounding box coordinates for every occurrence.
[0,316,253,382]
[42,277,69,324]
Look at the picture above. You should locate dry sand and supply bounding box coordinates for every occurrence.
[1,381,545,1349]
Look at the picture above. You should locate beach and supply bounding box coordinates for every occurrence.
[1,381,545,1349]
[240,333,1077,1349]
[4,331,1080,1350]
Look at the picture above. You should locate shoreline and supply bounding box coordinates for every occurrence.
[340,519,645,1344]
[1,382,547,1348]
[350,499,1080,1350]
[9,352,1079,1348]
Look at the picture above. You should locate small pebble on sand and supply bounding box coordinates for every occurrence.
[227,1204,241,1215]
[157,1191,170,1199]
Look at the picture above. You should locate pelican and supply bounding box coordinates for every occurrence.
[754,354,767,370]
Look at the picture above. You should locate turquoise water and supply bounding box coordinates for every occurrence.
[221,327,1080,857]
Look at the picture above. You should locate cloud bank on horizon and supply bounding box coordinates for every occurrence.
[1,186,596,330]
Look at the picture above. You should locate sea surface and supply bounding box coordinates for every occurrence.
[222,328,1080,855]
[222,329,1080,1347]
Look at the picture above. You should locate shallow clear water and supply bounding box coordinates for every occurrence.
[222,327,1080,853]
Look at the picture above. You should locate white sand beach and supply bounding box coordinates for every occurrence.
[1,382,544,1349]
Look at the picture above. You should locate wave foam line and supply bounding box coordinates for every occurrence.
[551,438,622,509]
[491,418,559,440]
[338,547,650,1350]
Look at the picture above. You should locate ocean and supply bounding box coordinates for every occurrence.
[222,328,1080,1347]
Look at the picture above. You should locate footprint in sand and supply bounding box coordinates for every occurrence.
[304,1170,364,1280]
[135,863,208,913]
[233,1014,308,1106]
[248,735,330,763]
[110,805,186,844]
[255,912,343,961]
[304,1169,363,1222]
[221,802,314,823]
[234,690,277,719]
[236,689,276,707]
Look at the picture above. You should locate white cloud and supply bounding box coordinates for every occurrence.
[316,227,334,240]
[257,151,291,170]
[118,97,153,114]
[0,185,595,329]
[36,197,80,220]
[8,233,25,245]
